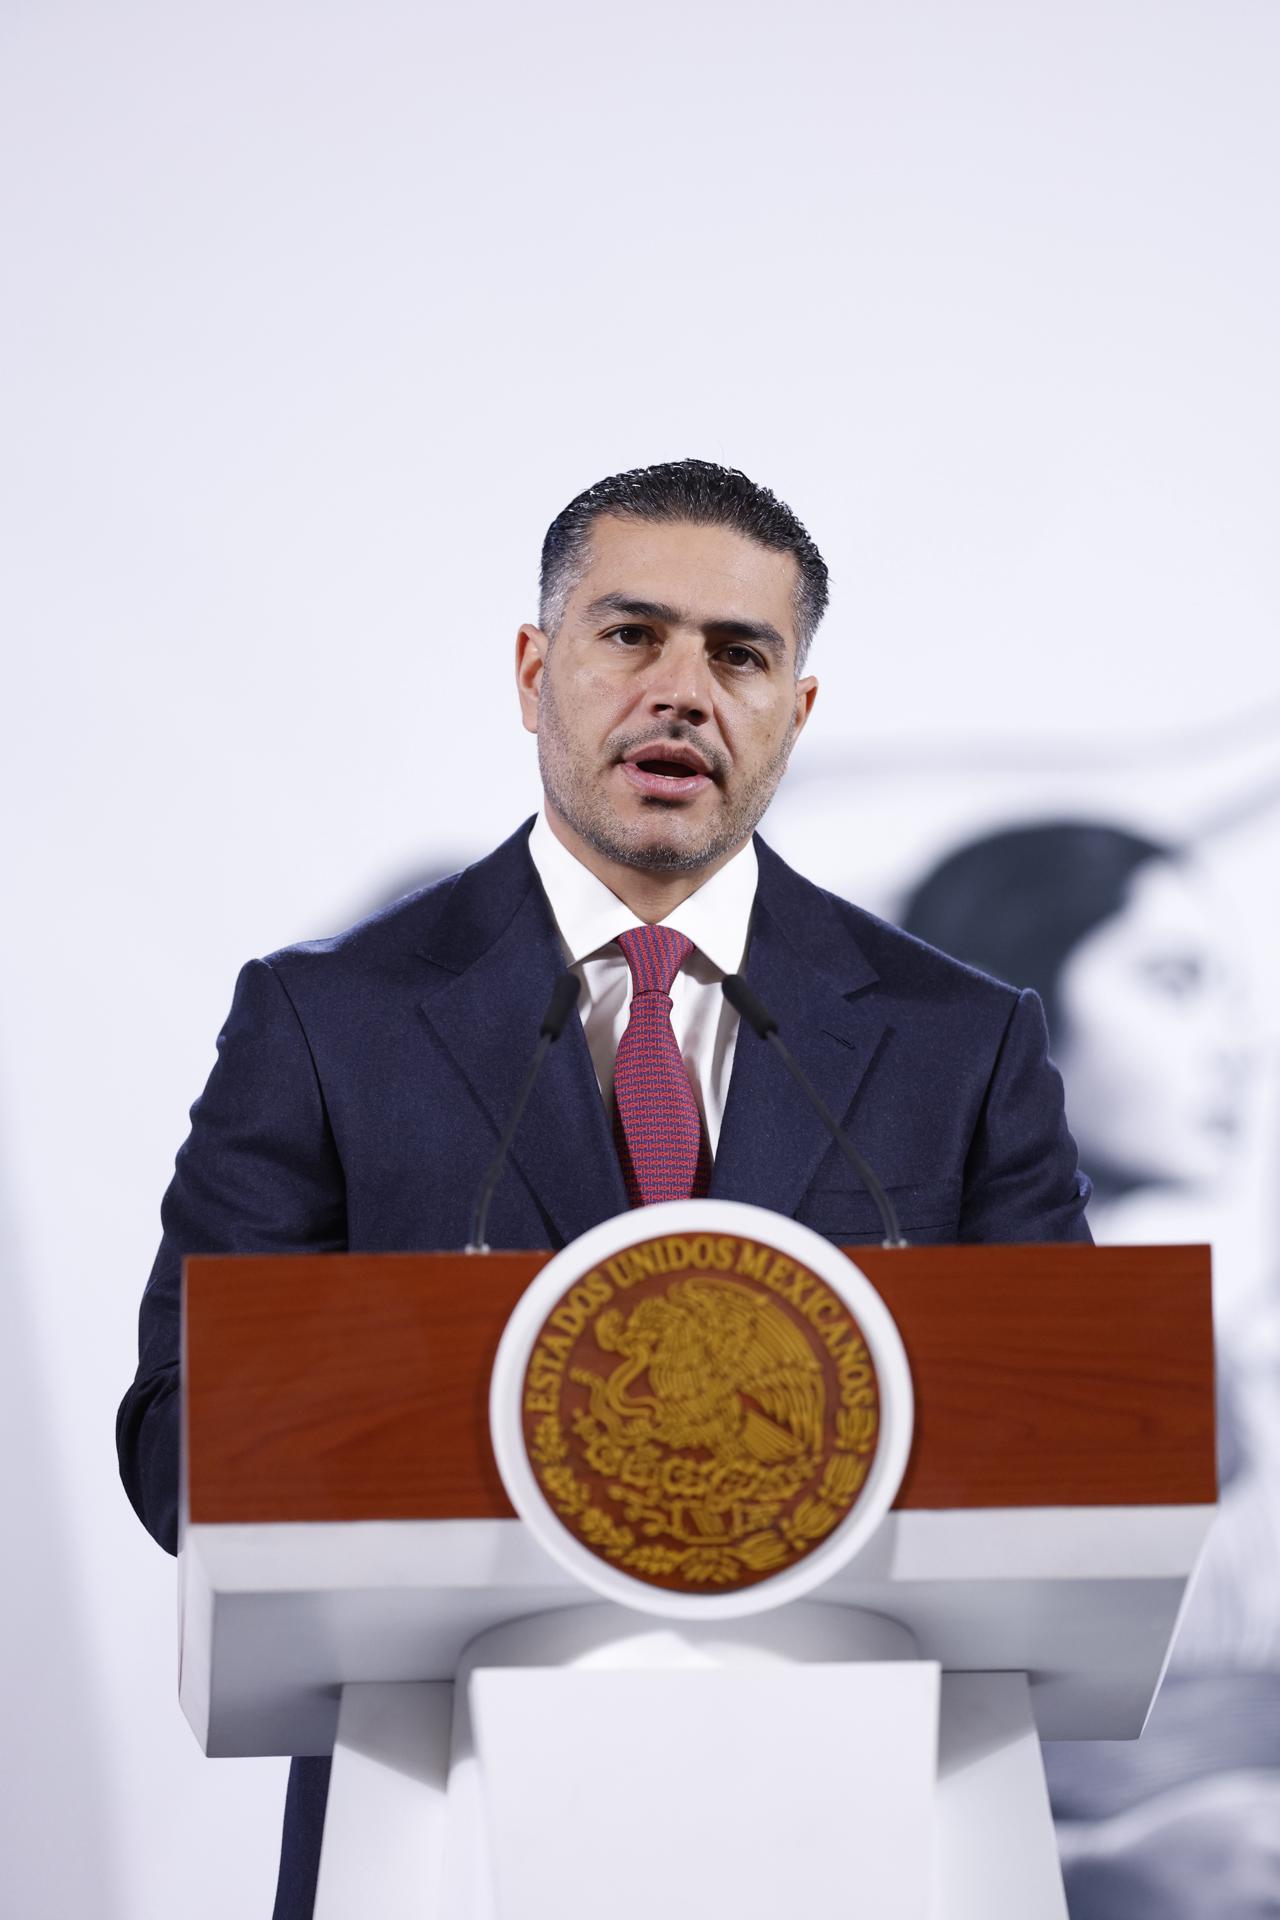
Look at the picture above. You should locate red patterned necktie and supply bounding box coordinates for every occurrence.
[612,925,711,1207]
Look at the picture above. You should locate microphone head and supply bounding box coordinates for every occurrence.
[540,970,582,1040]
[721,973,778,1039]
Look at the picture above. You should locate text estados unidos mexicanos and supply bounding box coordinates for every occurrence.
[522,1236,874,1416]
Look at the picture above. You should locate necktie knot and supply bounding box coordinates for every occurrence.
[616,924,694,997]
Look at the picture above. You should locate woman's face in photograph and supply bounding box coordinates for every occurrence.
[1054,859,1251,1192]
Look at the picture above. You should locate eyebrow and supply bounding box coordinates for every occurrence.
[582,592,789,659]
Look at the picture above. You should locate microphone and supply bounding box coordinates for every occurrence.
[721,974,907,1249]
[467,971,582,1253]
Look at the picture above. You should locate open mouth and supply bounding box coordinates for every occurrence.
[619,751,714,800]
[636,756,702,779]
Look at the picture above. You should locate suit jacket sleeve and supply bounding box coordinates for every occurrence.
[959,987,1092,1244]
[116,958,347,1555]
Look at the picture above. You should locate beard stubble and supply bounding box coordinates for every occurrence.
[535,669,796,876]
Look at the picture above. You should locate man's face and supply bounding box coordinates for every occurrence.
[517,515,818,876]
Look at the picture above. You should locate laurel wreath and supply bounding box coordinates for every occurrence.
[528,1398,877,1585]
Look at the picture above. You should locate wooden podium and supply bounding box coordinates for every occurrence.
[180,1243,1214,1920]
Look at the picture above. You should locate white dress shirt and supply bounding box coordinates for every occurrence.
[527,810,758,1156]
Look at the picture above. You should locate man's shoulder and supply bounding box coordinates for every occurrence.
[754,836,1023,1019]
[259,819,539,992]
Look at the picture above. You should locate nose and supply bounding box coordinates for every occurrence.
[645,632,714,727]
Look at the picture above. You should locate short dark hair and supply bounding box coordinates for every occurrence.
[539,458,829,669]
[900,820,1176,1040]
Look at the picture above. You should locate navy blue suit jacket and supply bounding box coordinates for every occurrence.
[117,820,1091,1915]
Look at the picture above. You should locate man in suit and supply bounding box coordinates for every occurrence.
[117,458,1091,1918]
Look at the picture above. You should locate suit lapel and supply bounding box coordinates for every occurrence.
[711,840,887,1219]
[413,824,885,1241]
[416,825,628,1245]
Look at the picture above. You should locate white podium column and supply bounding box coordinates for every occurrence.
[933,1673,1068,1920]
[452,1602,939,1920]
[309,1610,1071,1920]
[313,1681,453,1920]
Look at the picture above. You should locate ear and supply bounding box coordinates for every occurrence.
[790,673,819,742]
[516,624,550,734]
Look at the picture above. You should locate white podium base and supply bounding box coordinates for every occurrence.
[313,1604,1066,1920]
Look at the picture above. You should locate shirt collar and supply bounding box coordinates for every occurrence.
[528,808,757,977]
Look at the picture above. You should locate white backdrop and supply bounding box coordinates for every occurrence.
[3,3,1278,1914]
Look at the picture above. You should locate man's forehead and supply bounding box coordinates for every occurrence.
[567,514,800,641]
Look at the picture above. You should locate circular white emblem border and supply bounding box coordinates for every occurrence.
[490,1198,915,1619]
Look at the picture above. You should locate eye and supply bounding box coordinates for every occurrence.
[604,625,653,646]
[1138,956,1205,999]
[716,643,765,670]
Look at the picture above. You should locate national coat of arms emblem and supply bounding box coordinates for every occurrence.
[520,1228,880,1592]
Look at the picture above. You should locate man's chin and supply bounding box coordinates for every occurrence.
[543,777,753,877]
[594,812,739,876]
[619,839,716,875]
